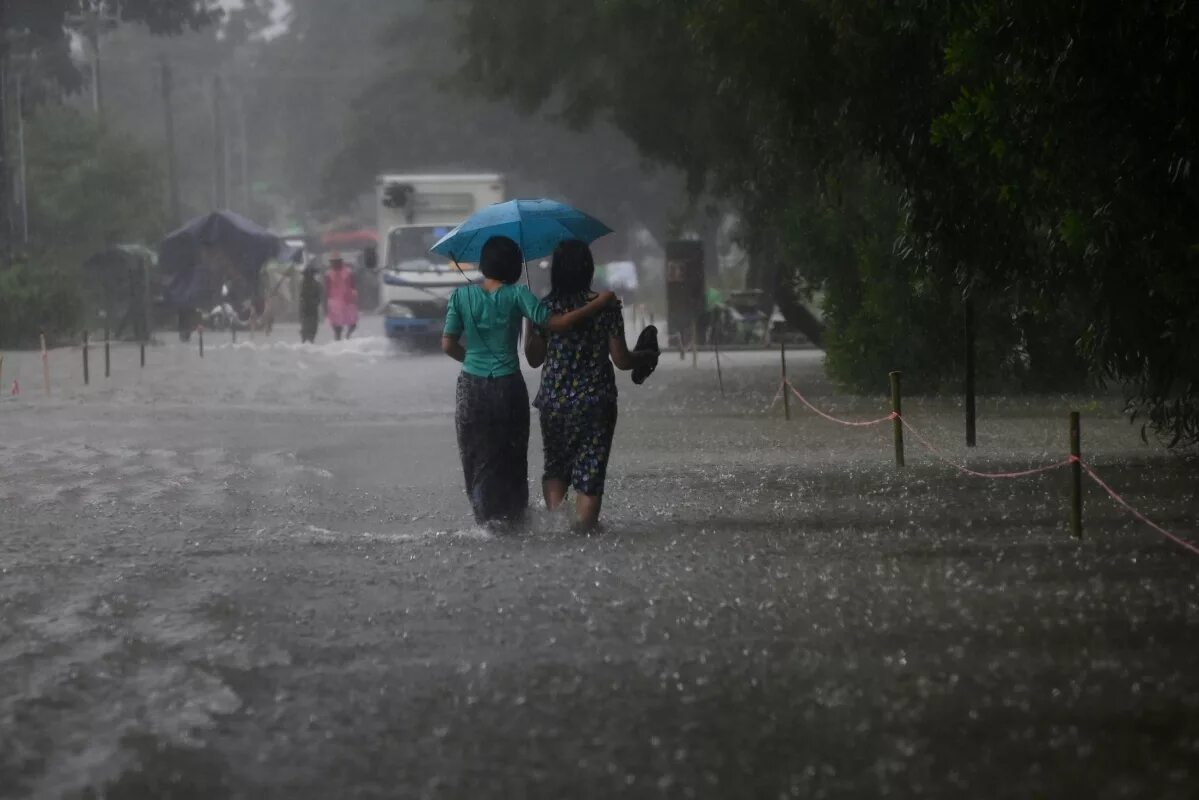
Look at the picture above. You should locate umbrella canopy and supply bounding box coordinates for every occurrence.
[159,211,281,308]
[429,199,612,264]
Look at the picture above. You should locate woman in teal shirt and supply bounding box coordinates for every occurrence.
[442,236,614,526]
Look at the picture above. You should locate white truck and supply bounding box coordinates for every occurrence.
[369,173,506,343]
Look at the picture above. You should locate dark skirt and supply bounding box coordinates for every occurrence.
[455,372,530,525]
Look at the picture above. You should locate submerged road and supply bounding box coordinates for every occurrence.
[1,323,1197,798]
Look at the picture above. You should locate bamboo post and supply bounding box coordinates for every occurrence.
[1070,411,1082,538]
[714,322,725,396]
[965,299,977,447]
[677,330,685,361]
[82,331,90,385]
[781,338,790,421]
[198,325,205,358]
[691,318,698,369]
[103,322,111,379]
[140,340,146,368]
[40,332,50,397]
[890,371,904,467]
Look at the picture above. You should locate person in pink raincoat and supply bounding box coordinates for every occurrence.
[323,254,359,340]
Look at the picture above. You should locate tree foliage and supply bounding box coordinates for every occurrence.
[6,0,220,92]
[452,0,1199,444]
[0,106,166,347]
[25,104,167,257]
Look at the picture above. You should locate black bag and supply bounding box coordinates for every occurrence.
[631,325,659,385]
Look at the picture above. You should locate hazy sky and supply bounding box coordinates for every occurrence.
[218,0,291,39]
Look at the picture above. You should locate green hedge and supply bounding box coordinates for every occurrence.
[0,259,84,348]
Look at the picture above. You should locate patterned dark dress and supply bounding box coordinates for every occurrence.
[533,292,624,496]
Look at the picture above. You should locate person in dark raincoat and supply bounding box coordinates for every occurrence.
[299,262,322,344]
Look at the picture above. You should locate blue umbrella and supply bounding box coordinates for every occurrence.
[429,199,612,264]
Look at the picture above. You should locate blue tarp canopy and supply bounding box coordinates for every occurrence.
[160,211,280,308]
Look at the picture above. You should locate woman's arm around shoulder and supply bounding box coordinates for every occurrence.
[544,291,617,333]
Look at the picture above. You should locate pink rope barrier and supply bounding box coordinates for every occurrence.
[899,416,1074,479]
[785,382,896,427]
[1078,460,1199,557]
[764,381,785,413]
[777,375,1196,557]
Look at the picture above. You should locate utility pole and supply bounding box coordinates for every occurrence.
[15,67,27,245]
[0,0,12,261]
[160,59,182,226]
[87,22,101,114]
[211,74,226,209]
[222,84,232,213]
[237,89,250,213]
[965,296,978,447]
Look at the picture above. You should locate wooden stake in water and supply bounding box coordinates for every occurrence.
[82,331,90,385]
[965,298,977,447]
[0,353,5,390]
[40,332,50,397]
[714,323,725,396]
[104,323,111,379]
[1070,411,1082,539]
[781,338,790,421]
[691,319,698,369]
[198,326,205,358]
[890,371,904,467]
[140,341,146,369]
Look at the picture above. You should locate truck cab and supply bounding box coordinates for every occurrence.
[372,174,505,344]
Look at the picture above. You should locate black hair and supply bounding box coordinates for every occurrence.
[479,236,524,284]
[549,239,595,297]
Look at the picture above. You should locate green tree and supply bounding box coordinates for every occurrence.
[25,104,167,258]
[0,105,166,347]
[6,0,220,92]
[452,0,1199,443]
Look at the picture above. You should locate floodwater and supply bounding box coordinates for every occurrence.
[1,321,1197,799]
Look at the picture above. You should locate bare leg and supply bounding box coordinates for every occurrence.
[543,479,568,511]
[575,493,603,530]
[333,326,343,341]
[346,324,357,339]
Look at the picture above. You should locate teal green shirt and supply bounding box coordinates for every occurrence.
[444,284,550,377]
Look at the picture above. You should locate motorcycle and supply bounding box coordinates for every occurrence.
[204,284,254,331]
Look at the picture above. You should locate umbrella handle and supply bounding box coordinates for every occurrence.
[450,254,474,286]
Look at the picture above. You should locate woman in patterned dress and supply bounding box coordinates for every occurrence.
[524,240,659,529]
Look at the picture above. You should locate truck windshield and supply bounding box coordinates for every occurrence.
[387,226,452,272]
